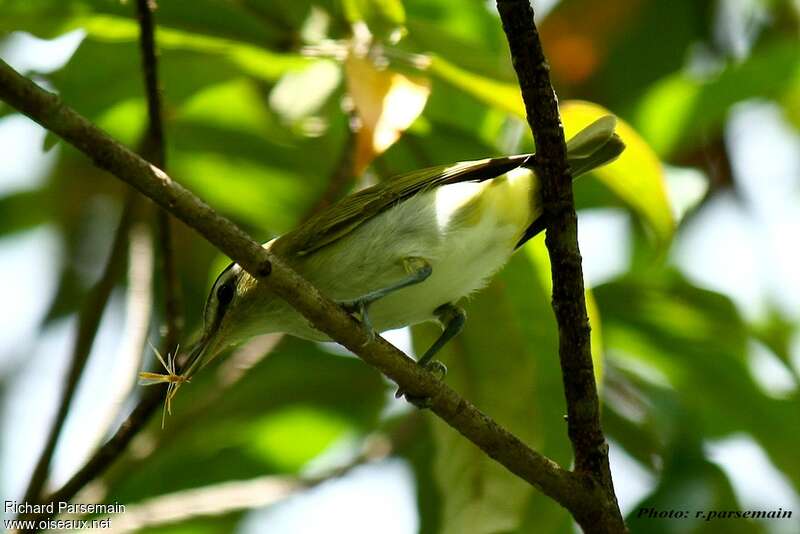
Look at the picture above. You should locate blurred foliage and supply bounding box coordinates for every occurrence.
[1,0,799,533]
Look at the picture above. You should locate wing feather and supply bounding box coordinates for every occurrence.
[273,116,624,257]
[274,155,532,256]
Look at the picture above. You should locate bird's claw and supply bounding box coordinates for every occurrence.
[395,360,448,407]
[340,299,375,345]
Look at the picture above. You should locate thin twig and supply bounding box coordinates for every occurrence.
[41,387,165,508]
[90,222,154,449]
[136,0,183,352]
[0,57,589,524]
[18,194,136,509]
[136,0,165,170]
[496,0,625,531]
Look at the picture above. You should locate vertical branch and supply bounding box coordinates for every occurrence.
[17,1,170,506]
[136,0,183,351]
[19,195,136,509]
[18,3,177,518]
[136,0,165,169]
[495,0,625,531]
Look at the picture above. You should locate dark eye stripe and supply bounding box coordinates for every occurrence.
[216,281,234,306]
[203,262,237,328]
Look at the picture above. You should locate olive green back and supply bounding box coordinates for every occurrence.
[274,116,624,258]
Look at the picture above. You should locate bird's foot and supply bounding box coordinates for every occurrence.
[340,299,375,345]
[396,360,448,407]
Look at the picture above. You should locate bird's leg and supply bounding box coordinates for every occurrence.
[397,302,466,405]
[339,257,432,334]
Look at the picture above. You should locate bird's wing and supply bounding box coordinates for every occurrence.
[276,115,625,257]
[275,154,531,257]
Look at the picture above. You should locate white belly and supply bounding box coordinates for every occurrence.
[288,169,538,339]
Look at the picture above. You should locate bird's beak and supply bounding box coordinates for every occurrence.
[180,335,213,379]
[179,310,234,379]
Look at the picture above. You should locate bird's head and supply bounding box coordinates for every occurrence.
[181,262,280,378]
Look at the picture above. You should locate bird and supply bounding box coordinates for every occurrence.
[178,116,624,397]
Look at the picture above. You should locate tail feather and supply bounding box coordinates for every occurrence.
[515,115,625,248]
[566,115,625,177]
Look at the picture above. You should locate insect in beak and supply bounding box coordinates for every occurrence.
[138,343,190,428]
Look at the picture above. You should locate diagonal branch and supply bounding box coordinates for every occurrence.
[41,387,165,511]
[496,0,625,531]
[18,193,136,509]
[0,57,596,522]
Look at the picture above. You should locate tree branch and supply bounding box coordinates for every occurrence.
[0,57,595,522]
[135,0,183,352]
[496,0,626,531]
[41,387,165,508]
[18,193,136,511]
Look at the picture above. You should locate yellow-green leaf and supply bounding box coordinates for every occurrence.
[523,232,604,385]
[427,57,673,246]
[561,100,674,246]
[426,55,524,117]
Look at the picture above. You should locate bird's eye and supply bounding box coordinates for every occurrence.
[217,282,234,306]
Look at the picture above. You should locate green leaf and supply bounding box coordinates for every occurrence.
[169,91,347,234]
[634,38,800,157]
[49,39,244,124]
[0,189,51,237]
[246,406,351,472]
[403,0,508,53]
[426,55,525,119]
[169,150,306,235]
[104,338,387,503]
[341,0,406,32]
[627,433,759,534]
[595,274,800,491]
[523,232,605,385]
[561,101,675,247]
[412,252,572,534]
[424,58,673,246]
[75,14,309,81]
[544,0,713,107]
[0,0,292,49]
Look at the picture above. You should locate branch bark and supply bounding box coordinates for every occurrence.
[0,58,595,524]
[496,0,626,531]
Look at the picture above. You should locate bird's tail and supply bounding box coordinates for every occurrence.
[565,115,625,177]
[514,116,625,248]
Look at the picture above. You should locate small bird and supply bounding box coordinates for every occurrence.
[180,116,624,394]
